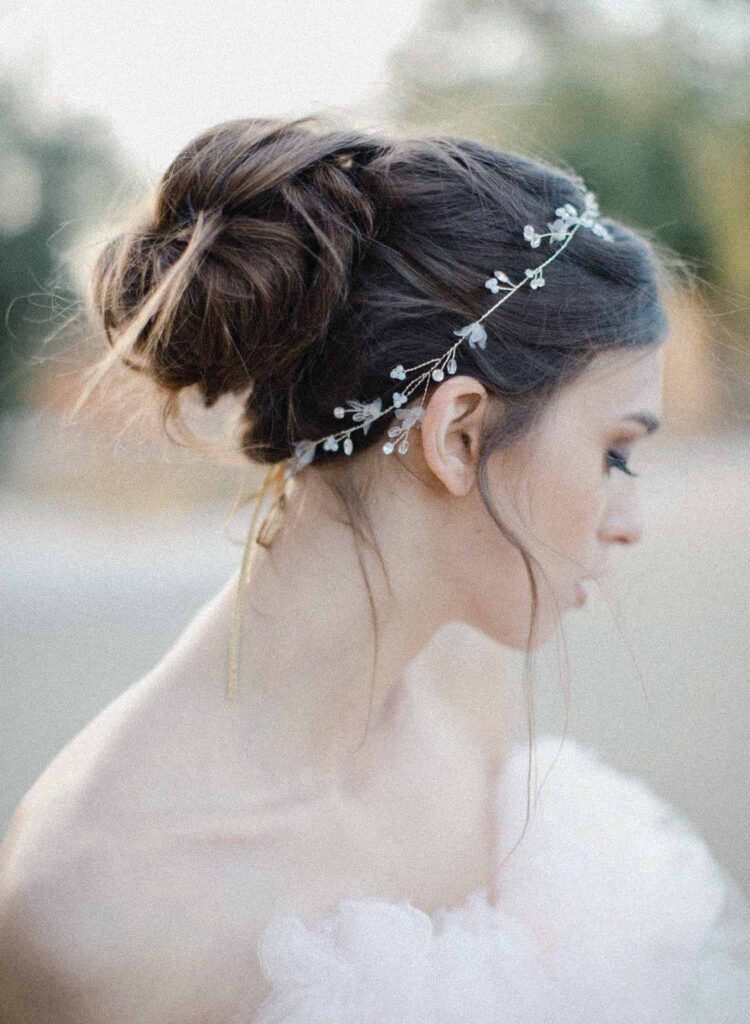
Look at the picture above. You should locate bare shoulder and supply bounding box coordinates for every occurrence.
[0,791,289,1023]
[0,579,321,1023]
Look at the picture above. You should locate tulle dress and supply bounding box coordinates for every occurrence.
[245,728,750,1023]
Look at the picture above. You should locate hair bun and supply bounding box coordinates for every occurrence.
[85,115,388,457]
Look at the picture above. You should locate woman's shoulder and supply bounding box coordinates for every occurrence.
[0,687,345,1024]
[0,608,333,1022]
[0,787,285,1024]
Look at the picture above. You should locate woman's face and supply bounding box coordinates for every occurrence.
[418,346,664,650]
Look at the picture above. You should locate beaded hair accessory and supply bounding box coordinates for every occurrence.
[227,183,613,699]
[285,185,613,482]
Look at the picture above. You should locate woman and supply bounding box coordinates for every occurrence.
[0,116,748,1023]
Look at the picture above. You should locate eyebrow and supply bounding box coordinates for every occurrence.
[621,412,661,434]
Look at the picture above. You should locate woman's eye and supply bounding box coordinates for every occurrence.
[606,448,639,477]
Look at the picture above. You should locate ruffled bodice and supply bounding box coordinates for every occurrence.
[247,734,750,1023]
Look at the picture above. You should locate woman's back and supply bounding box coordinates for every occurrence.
[0,581,507,1022]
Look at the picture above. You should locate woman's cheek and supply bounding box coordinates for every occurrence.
[562,481,602,562]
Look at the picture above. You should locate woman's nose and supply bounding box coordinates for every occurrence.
[600,517,643,546]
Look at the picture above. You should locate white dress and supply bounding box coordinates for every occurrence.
[245,732,750,1023]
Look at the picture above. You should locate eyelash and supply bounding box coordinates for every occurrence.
[606,448,639,477]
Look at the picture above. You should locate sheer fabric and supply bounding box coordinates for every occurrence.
[247,733,750,1023]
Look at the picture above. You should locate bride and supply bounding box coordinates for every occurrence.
[0,115,747,1023]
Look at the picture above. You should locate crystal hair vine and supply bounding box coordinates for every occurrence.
[283,185,613,483]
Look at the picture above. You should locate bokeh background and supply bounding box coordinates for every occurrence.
[1,0,749,892]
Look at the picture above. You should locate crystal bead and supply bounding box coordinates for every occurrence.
[432,368,444,382]
[398,440,409,455]
[343,437,353,455]
[447,357,457,374]
[383,442,394,455]
[334,407,345,418]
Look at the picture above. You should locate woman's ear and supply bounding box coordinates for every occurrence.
[418,376,489,497]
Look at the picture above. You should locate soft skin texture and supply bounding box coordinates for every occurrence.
[0,347,663,1023]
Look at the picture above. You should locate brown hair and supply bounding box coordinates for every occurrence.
[73,113,683,853]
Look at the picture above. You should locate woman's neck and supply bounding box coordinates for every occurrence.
[226,465,511,778]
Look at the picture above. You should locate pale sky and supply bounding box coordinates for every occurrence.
[0,0,429,178]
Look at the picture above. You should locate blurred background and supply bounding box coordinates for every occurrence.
[1,0,749,891]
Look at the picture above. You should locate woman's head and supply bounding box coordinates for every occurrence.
[77,113,672,654]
